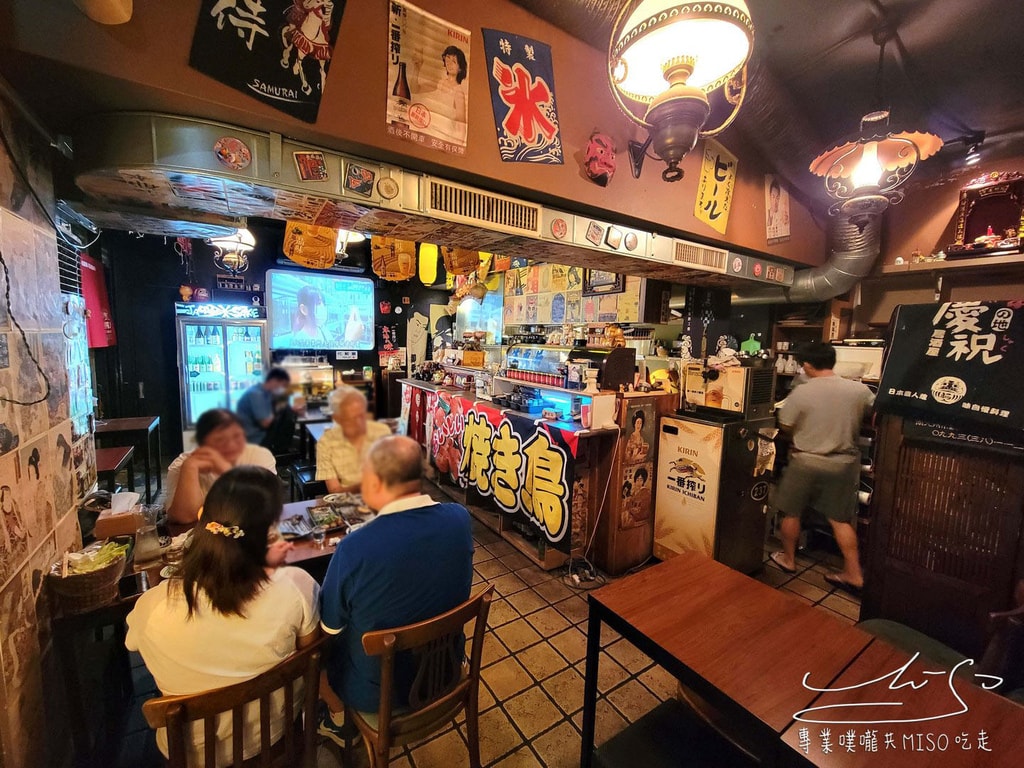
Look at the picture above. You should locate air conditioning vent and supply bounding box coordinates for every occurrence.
[672,240,728,274]
[427,179,540,236]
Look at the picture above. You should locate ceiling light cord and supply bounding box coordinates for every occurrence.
[0,246,52,406]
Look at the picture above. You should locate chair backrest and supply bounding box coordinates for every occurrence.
[142,636,326,768]
[361,585,494,744]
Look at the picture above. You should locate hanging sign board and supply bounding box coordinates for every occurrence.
[694,139,737,235]
[876,301,1024,436]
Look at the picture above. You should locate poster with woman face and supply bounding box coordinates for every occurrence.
[620,402,656,530]
[765,173,791,242]
[387,1,471,153]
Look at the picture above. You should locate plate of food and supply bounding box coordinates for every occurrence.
[308,504,347,532]
[323,492,360,507]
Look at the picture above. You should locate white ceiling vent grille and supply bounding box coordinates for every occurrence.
[426,179,540,236]
[672,240,729,274]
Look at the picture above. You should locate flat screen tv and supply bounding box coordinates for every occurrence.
[267,269,375,351]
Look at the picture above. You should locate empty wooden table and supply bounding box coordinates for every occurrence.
[95,417,161,503]
[95,446,135,493]
[581,551,875,767]
[778,640,1024,767]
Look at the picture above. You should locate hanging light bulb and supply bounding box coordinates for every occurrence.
[208,227,255,274]
[335,229,366,258]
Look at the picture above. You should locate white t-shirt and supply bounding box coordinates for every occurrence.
[165,443,276,508]
[125,567,320,765]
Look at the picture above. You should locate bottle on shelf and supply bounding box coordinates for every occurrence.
[195,326,205,345]
[211,353,222,373]
[243,327,251,343]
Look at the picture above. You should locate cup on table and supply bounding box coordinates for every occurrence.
[311,525,327,549]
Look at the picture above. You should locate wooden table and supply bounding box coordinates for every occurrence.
[778,640,1024,767]
[580,552,875,767]
[95,416,161,503]
[95,446,135,493]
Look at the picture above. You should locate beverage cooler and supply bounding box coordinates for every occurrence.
[175,303,269,442]
[655,412,776,574]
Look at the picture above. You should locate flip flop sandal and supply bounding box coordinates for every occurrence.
[825,572,863,596]
[769,551,797,574]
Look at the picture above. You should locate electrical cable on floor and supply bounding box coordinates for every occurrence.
[561,425,621,592]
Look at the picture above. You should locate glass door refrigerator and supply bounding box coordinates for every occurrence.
[175,303,268,444]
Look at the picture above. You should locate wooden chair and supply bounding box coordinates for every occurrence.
[142,637,325,768]
[344,585,495,768]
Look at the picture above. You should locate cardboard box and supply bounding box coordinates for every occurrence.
[93,509,143,540]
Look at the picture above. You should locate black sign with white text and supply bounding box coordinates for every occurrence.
[189,0,347,123]
[877,301,1024,435]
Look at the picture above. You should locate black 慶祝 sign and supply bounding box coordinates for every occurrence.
[190,0,347,123]
[876,301,1024,434]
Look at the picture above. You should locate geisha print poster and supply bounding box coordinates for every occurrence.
[387,1,471,155]
[482,29,563,164]
[189,0,347,123]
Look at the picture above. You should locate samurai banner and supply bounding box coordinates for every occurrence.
[190,0,346,123]
[386,1,471,155]
[876,301,1024,435]
[694,139,737,234]
[429,393,578,552]
[482,29,563,164]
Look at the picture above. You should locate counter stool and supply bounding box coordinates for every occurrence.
[289,463,327,502]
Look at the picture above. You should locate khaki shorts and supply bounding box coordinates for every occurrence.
[772,453,859,524]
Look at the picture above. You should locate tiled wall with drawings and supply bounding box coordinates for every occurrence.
[0,99,92,768]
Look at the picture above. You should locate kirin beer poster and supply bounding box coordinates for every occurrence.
[386,1,471,155]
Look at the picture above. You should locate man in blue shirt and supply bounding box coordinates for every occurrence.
[318,435,473,742]
[236,368,291,444]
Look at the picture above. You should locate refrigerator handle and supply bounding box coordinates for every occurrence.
[138,382,145,398]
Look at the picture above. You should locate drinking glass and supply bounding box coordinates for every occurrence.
[311,525,326,549]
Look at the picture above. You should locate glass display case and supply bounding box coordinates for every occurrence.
[502,343,636,391]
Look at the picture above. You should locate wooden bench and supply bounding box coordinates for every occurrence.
[95,446,135,493]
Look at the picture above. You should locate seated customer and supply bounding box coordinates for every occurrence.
[317,435,473,741]
[126,467,319,766]
[237,367,292,445]
[166,409,276,525]
[316,387,391,494]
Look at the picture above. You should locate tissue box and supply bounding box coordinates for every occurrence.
[94,508,144,539]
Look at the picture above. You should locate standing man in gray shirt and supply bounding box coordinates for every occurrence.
[769,342,874,593]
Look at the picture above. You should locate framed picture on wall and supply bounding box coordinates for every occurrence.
[582,269,625,296]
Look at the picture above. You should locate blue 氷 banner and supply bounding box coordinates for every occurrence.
[481,29,563,164]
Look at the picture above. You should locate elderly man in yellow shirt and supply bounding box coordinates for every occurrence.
[315,387,392,493]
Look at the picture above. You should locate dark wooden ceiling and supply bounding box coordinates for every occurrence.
[509,0,1024,164]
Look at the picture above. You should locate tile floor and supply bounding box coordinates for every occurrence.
[113,491,861,768]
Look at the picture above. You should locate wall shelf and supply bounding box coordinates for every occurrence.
[879,252,1024,275]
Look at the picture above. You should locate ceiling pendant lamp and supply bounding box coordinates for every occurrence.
[608,0,755,182]
[209,227,255,274]
[335,229,366,259]
[809,30,943,227]
[809,110,943,227]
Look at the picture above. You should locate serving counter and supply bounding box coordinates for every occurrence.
[399,378,673,573]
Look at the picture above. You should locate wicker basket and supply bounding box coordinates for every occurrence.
[47,553,127,615]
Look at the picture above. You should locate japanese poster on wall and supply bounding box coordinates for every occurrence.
[387,1,471,155]
[619,403,655,531]
[876,301,1024,436]
[482,29,563,164]
[430,394,578,552]
[694,139,737,235]
[189,0,346,123]
[765,173,791,243]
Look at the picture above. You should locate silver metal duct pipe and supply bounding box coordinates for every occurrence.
[731,60,884,304]
[731,214,882,305]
